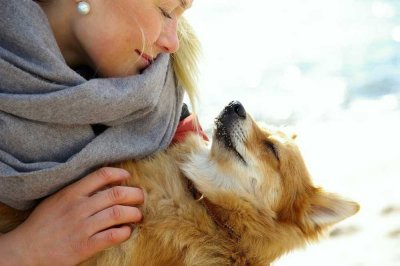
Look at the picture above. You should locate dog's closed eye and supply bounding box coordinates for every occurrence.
[265,141,279,161]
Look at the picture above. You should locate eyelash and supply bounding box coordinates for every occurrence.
[159,7,173,19]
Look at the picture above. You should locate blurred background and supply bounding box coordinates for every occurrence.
[185,0,400,265]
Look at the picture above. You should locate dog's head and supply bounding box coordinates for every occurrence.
[181,101,359,261]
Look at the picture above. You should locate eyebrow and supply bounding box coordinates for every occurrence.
[179,0,189,8]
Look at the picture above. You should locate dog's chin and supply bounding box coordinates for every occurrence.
[213,125,246,163]
[212,101,249,164]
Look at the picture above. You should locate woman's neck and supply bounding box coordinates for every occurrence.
[37,0,87,68]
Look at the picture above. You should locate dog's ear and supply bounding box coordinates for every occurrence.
[306,191,359,227]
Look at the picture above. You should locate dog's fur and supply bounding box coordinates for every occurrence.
[0,102,359,265]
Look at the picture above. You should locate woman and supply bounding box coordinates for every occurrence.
[0,0,199,264]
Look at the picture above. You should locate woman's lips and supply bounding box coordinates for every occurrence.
[135,50,153,65]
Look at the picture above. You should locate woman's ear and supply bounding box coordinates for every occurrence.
[306,191,360,228]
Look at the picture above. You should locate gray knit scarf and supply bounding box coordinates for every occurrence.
[0,0,184,210]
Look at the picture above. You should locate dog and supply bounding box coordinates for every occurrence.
[0,101,359,265]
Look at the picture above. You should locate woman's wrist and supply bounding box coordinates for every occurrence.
[0,228,38,266]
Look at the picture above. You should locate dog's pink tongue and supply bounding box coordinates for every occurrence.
[172,114,209,144]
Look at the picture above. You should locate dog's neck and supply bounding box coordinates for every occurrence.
[185,177,281,266]
[186,178,241,242]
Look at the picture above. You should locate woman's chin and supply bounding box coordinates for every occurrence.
[96,66,141,78]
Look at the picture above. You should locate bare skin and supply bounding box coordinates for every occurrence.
[0,168,144,266]
[40,0,192,76]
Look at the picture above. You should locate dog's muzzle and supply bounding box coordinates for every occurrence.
[215,101,247,155]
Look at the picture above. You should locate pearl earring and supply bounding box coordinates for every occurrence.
[77,1,91,15]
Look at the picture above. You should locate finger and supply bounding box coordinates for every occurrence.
[67,167,131,196]
[87,205,142,235]
[85,186,144,216]
[88,225,132,254]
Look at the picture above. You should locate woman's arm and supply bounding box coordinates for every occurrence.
[0,167,144,266]
[0,230,31,266]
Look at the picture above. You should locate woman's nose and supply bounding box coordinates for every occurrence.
[156,19,180,53]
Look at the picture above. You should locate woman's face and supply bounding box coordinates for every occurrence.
[70,0,193,77]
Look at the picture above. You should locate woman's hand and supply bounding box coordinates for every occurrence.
[0,167,144,266]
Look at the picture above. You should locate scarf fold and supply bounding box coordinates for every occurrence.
[0,0,184,210]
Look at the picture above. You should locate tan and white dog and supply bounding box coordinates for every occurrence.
[0,101,359,266]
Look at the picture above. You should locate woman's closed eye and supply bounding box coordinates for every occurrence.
[159,7,173,19]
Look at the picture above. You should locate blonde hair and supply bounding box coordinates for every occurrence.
[172,17,201,112]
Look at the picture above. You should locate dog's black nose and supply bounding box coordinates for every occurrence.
[215,101,247,135]
[227,101,246,119]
